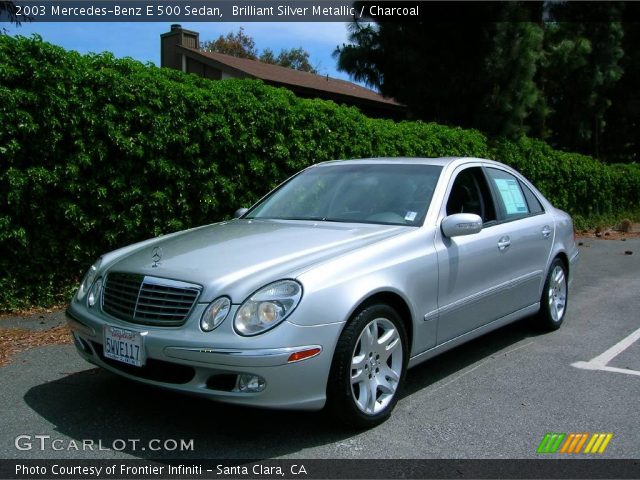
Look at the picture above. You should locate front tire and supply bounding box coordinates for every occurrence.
[327,304,408,428]
[538,258,568,331]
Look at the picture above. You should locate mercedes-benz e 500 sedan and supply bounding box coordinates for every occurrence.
[67,157,578,427]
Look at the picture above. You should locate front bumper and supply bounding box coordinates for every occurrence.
[66,303,344,410]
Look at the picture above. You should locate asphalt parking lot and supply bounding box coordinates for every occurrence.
[0,237,638,460]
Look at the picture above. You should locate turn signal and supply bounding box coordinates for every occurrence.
[287,347,321,363]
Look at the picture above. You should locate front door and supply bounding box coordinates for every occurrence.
[434,166,517,343]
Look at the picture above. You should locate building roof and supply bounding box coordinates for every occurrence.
[177,45,402,107]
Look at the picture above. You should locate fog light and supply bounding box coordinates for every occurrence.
[236,374,266,393]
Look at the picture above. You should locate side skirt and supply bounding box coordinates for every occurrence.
[407,303,540,369]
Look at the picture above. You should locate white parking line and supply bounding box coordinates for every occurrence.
[572,327,640,377]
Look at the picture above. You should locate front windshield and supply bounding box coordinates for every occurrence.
[246,163,443,226]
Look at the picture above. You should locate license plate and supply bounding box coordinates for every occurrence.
[103,326,145,367]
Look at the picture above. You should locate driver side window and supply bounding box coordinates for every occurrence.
[446,167,497,224]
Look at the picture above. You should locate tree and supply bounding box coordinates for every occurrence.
[259,48,276,64]
[334,2,629,161]
[541,3,624,158]
[332,22,383,88]
[202,28,317,73]
[478,4,546,138]
[201,27,258,59]
[335,21,494,129]
[261,47,317,73]
[334,3,543,134]
[601,22,640,163]
[0,1,27,33]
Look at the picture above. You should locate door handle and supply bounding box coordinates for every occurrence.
[542,225,552,238]
[498,236,511,251]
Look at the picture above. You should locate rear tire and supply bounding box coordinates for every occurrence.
[326,304,408,428]
[538,258,568,331]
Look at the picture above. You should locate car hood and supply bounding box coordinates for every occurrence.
[106,219,407,303]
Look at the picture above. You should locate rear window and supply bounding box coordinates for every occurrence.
[519,180,545,214]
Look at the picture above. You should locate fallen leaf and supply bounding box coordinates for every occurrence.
[0,325,72,367]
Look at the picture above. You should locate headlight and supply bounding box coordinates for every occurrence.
[234,280,302,336]
[76,258,102,301]
[201,297,231,332]
[87,278,103,308]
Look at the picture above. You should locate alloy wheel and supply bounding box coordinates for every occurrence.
[548,265,567,322]
[350,317,403,415]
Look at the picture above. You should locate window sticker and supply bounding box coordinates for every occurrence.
[404,211,417,221]
[493,178,528,215]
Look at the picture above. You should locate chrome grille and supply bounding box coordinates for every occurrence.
[102,273,200,326]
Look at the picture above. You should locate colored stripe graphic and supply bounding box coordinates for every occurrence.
[562,433,589,453]
[584,433,614,454]
[538,433,613,454]
[574,433,589,453]
[559,433,575,453]
[537,433,565,453]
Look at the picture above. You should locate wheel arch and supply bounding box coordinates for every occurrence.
[546,250,569,283]
[545,246,570,279]
[555,251,569,274]
[538,252,569,331]
[348,291,414,351]
[325,289,413,427]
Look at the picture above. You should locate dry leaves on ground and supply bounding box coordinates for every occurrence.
[0,305,65,319]
[0,325,72,367]
[577,230,640,241]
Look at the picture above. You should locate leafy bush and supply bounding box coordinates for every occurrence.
[1,35,639,310]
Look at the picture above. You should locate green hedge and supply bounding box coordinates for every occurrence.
[1,35,639,311]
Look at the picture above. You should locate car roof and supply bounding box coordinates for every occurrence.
[313,157,493,168]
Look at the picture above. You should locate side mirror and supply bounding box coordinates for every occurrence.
[234,208,249,219]
[441,213,483,238]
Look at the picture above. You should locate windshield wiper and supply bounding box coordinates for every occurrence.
[244,216,326,221]
[247,216,405,225]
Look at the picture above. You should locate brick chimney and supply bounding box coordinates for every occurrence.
[160,24,200,71]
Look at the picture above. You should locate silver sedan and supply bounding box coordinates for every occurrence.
[67,157,578,427]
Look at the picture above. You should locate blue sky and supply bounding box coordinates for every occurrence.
[4,22,355,81]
